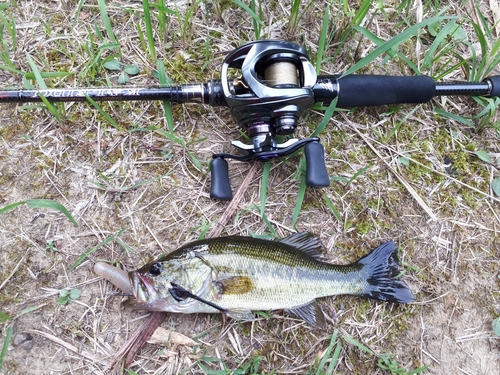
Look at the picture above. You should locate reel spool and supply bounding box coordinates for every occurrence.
[210,40,330,199]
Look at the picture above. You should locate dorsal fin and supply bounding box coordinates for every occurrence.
[278,232,324,260]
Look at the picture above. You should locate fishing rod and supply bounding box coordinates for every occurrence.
[1,40,499,199]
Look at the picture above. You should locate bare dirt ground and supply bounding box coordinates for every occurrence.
[1,1,500,374]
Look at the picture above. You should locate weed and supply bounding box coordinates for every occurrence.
[0,325,13,372]
[233,0,263,40]
[103,58,140,84]
[57,288,82,305]
[0,199,77,225]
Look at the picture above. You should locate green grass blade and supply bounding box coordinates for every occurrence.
[69,228,126,271]
[0,200,26,214]
[343,15,457,76]
[0,312,11,323]
[232,0,264,33]
[291,171,307,229]
[353,26,420,74]
[72,0,85,30]
[142,0,157,62]
[156,60,174,133]
[84,94,124,132]
[311,97,337,137]
[322,192,342,222]
[26,199,77,225]
[316,331,339,374]
[249,0,263,39]
[342,333,374,354]
[25,53,63,120]
[38,93,62,122]
[326,336,343,374]
[316,4,330,74]
[347,165,371,186]
[434,107,475,127]
[25,53,47,89]
[260,161,271,216]
[0,324,13,372]
[97,0,117,43]
[352,0,372,26]
[421,19,459,73]
[382,106,420,143]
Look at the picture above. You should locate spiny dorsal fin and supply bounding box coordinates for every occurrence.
[278,232,324,260]
[286,300,325,327]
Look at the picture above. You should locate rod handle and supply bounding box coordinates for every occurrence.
[305,142,330,188]
[336,75,435,107]
[210,158,233,200]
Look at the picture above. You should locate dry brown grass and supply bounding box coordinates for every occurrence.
[1,0,500,374]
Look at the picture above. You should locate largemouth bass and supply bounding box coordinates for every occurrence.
[96,233,413,326]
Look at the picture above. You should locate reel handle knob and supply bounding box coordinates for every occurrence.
[305,142,330,187]
[210,158,233,200]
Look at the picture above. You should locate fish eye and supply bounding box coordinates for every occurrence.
[149,262,163,276]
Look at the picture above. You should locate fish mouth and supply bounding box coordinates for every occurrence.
[129,272,158,304]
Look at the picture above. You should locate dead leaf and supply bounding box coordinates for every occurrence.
[147,327,196,347]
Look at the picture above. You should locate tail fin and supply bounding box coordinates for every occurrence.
[357,241,414,303]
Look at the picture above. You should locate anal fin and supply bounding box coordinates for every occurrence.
[226,308,255,322]
[286,300,325,327]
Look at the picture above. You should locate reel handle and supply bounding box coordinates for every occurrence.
[305,142,330,187]
[209,158,232,200]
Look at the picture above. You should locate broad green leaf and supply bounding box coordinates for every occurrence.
[398,155,410,166]
[70,289,82,299]
[474,150,491,163]
[118,71,130,84]
[123,65,139,75]
[492,178,500,197]
[493,317,500,336]
[103,58,122,71]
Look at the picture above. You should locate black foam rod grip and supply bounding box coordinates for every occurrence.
[210,158,233,200]
[336,75,435,108]
[305,142,330,188]
[484,75,500,98]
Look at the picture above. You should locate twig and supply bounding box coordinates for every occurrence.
[28,329,108,365]
[208,161,259,238]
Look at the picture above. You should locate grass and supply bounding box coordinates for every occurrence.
[0,0,499,374]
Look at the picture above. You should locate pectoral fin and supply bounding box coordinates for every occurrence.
[286,300,325,327]
[214,276,254,295]
[169,282,228,313]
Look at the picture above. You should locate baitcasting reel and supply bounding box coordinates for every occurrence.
[210,40,329,200]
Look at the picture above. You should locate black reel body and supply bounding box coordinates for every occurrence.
[210,40,330,199]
